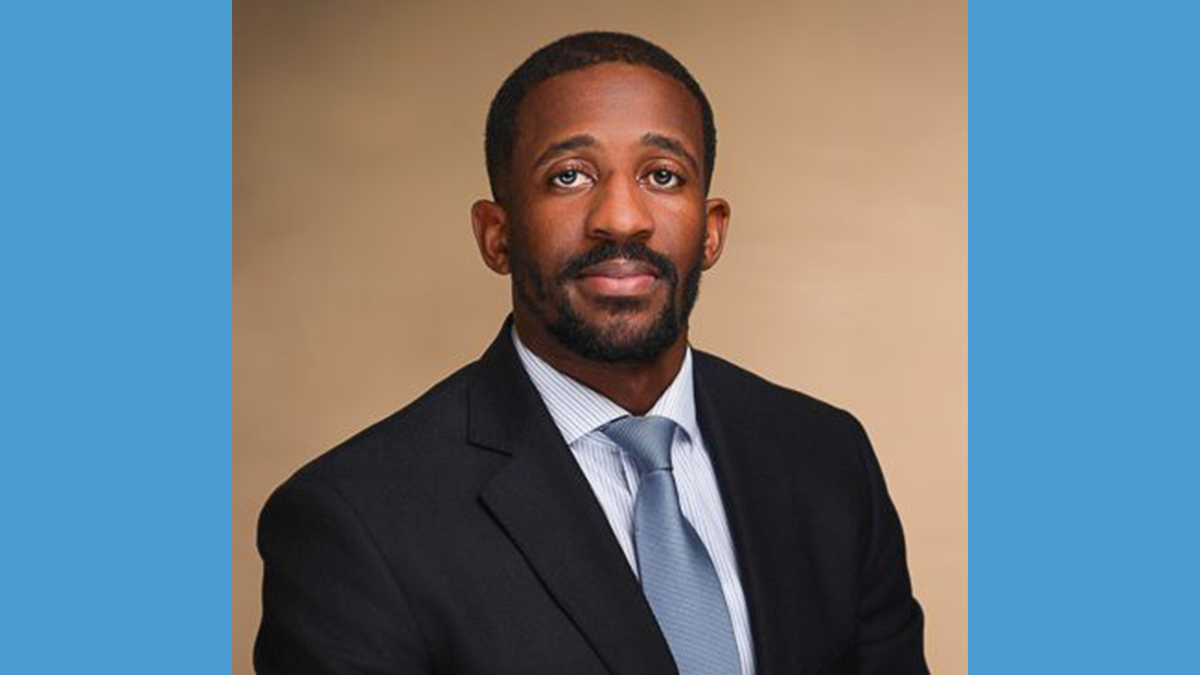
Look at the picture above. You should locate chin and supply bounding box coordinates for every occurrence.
[579,300,666,335]
[551,299,684,365]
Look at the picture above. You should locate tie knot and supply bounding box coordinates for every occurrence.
[602,415,677,474]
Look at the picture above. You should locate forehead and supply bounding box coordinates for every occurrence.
[513,63,704,165]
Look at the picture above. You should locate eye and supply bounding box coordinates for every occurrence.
[549,169,593,189]
[647,168,683,189]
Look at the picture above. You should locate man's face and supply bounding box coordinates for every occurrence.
[500,63,727,363]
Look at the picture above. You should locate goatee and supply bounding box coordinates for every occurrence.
[512,240,703,364]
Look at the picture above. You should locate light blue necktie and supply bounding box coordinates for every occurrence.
[603,415,741,675]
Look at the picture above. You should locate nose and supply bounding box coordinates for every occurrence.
[585,174,654,242]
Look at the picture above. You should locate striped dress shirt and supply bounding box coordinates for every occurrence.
[512,329,756,675]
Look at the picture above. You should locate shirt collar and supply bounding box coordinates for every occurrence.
[511,326,701,446]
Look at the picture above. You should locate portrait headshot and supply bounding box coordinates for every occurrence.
[234,2,967,674]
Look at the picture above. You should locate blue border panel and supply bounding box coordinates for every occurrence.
[974,1,1198,672]
[0,2,231,673]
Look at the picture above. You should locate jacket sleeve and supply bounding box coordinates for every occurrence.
[254,471,433,674]
[840,411,930,674]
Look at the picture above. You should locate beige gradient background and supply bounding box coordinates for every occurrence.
[234,0,967,672]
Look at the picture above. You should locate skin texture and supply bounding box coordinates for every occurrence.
[472,63,731,414]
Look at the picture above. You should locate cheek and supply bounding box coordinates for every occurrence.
[508,224,564,283]
[516,207,584,260]
[648,201,707,251]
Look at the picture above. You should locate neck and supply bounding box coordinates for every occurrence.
[513,314,688,416]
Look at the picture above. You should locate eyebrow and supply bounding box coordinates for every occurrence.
[641,132,700,176]
[532,134,597,170]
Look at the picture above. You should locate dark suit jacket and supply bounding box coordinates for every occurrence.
[255,320,928,674]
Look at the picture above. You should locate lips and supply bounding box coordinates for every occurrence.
[575,258,660,297]
[577,259,660,279]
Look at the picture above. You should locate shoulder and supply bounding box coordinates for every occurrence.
[690,348,879,492]
[692,349,867,438]
[692,349,892,530]
[268,361,485,510]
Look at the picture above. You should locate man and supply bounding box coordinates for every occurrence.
[255,32,928,674]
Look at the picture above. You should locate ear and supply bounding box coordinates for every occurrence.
[471,199,511,275]
[700,197,731,270]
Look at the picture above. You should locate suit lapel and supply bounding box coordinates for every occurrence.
[469,322,677,675]
[693,352,834,675]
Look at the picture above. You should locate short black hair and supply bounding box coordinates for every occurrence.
[484,31,717,203]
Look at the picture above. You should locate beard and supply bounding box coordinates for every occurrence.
[511,238,704,364]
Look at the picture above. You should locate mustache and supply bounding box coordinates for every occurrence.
[556,242,679,286]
